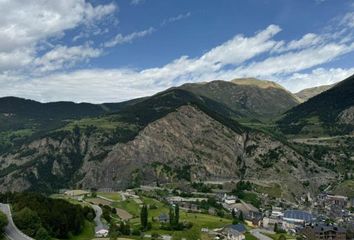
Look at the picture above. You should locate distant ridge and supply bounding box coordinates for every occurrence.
[295,84,335,102]
[231,77,285,90]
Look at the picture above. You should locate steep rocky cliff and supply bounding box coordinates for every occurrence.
[0,105,334,201]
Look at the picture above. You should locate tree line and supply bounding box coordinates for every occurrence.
[0,192,95,239]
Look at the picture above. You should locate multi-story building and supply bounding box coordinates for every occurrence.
[302,224,346,240]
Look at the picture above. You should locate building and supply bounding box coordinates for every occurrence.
[283,210,313,230]
[95,229,109,237]
[326,195,348,209]
[263,217,283,229]
[302,224,346,240]
[271,207,284,218]
[64,190,89,200]
[223,194,238,204]
[158,213,169,223]
[222,224,246,240]
[283,210,313,224]
[231,201,262,226]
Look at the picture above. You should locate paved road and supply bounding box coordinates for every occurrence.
[0,203,34,240]
[250,229,273,240]
[91,204,108,233]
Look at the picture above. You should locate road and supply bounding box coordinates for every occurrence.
[0,203,34,240]
[91,204,108,233]
[250,229,273,240]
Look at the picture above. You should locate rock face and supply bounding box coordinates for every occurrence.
[337,106,354,125]
[0,104,336,201]
[0,78,347,202]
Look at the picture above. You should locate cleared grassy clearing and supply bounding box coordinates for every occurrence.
[98,192,122,201]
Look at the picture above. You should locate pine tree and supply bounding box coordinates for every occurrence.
[140,205,148,230]
[169,206,175,226]
[231,209,237,219]
[274,223,279,233]
[174,204,180,226]
[238,211,244,222]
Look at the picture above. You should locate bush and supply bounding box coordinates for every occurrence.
[0,211,8,234]
[13,207,41,237]
[35,227,51,240]
[278,234,286,240]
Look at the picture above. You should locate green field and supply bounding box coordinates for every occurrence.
[54,193,237,240]
[112,199,141,217]
[61,117,138,131]
[98,192,122,201]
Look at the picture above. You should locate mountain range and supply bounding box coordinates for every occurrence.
[0,75,353,202]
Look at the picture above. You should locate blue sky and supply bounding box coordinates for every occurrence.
[0,0,353,102]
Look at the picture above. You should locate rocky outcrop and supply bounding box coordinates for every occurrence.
[0,105,335,201]
[77,106,334,200]
[337,106,354,125]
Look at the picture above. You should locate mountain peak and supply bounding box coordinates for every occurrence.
[231,78,285,90]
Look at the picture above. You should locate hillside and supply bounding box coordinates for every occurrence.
[0,86,335,201]
[177,78,300,122]
[278,74,354,136]
[295,84,335,102]
[0,96,144,153]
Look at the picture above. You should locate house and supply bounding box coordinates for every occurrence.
[232,201,262,226]
[95,229,109,237]
[222,224,246,240]
[326,195,348,209]
[224,224,247,234]
[223,194,238,204]
[158,213,169,223]
[64,190,89,200]
[262,217,283,229]
[282,210,313,229]
[302,224,346,240]
[271,207,284,218]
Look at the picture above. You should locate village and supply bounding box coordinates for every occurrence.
[56,180,354,240]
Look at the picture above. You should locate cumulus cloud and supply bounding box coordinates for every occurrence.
[0,1,354,103]
[33,45,102,73]
[0,0,116,74]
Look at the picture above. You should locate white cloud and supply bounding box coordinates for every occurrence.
[130,0,145,6]
[0,6,354,103]
[273,33,323,53]
[279,67,354,92]
[0,25,288,102]
[0,0,116,74]
[33,45,102,73]
[161,12,191,26]
[201,25,281,66]
[0,0,116,52]
[104,27,155,48]
[340,12,354,29]
[235,42,354,77]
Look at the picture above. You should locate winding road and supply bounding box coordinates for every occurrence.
[0,203,34,240]
[91,204,108,233]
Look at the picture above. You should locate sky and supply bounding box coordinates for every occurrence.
[0,0,354,103]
